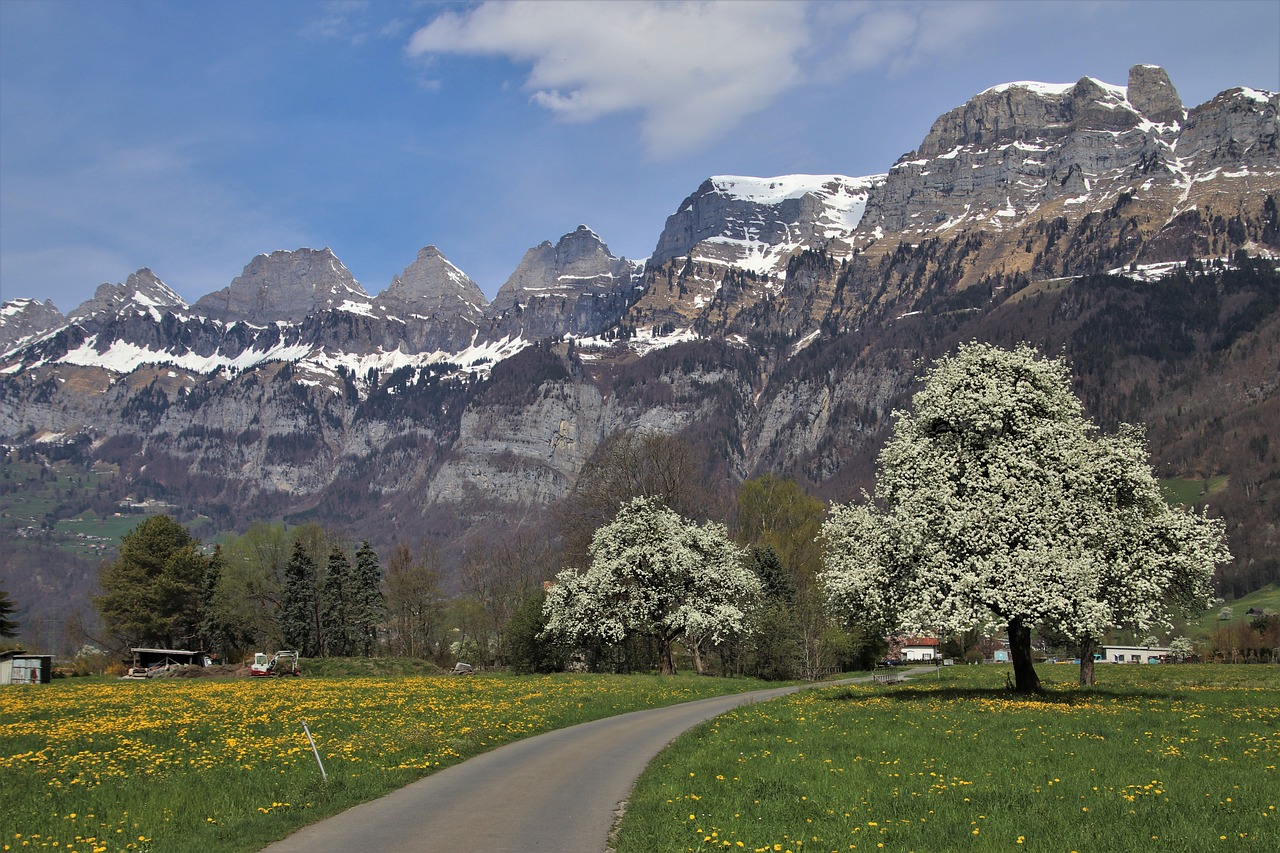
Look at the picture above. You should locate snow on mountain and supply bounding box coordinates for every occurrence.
[68,268,188,325]
[649,174,885,276]
[0,297,65,351]
[192,248,371,323]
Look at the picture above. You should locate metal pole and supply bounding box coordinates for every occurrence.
[302,719,327,783]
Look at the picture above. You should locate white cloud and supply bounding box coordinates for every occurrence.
[406,0,810,157]
[840,1,999,74]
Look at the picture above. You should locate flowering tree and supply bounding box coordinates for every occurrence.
[820,342,1229,693]
[542,496,761,674]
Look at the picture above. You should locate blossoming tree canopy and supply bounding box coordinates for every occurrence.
[819,342,1229,693]
[541,495,762,675]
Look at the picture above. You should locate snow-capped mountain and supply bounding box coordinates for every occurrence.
[69,268,188,325]
[0,298,64,350]
[192,248,370,323]
[650,174,883,275]
[2,66,1277,623]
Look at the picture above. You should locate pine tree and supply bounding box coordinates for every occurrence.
[352,541,384,656]
[94,515,208,648]
[0,584,19,639]
[321,546,354,657]
[280,542,318,656]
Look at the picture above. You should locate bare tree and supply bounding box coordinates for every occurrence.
[383,543,444,660]
[557,430,720,568]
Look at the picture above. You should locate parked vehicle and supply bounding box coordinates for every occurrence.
[250,650,301,677]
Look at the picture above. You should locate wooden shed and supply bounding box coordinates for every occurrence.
[0,650,54,684]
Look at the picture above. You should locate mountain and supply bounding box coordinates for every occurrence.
[2,65,1277,647]
[192,248,369,322]
[0,298,64,350]
[485,225,643,342]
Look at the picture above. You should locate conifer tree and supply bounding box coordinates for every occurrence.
[321,546,354,657]
[0,584,18,639]
[352,541,384,656]
[280,541,319,656]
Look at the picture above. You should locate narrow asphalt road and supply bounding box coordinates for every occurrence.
[260,670,930,853]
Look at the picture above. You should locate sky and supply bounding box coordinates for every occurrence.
[2,0,1277,314]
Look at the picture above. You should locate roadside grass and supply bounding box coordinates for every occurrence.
[0,672,771,853]
[615,664,1279,852]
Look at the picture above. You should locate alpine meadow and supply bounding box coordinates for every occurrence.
[2,11,1278,851]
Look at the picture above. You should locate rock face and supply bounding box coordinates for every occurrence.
[649,175,882,273]
[193,248,370,323]
[0,298,65,350]
[1178,86,1279,166]
[373,246,489,352]
[376,246,487,323]
[1,64,1276,606]
[69,269,187,325]
[1127,63,1185,124]
[486,226,641,340]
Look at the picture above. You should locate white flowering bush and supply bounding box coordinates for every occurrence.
[542,496,762,674]
[820,342,1229,692]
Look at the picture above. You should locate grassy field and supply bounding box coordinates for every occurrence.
[1182,584,1280,637]
[0,672,771,853]
[614,664,1279,852]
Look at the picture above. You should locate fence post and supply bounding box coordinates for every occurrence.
[302,719,328,783]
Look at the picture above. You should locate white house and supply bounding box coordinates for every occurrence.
[1101,644,1171,664]
[895,637,941,661]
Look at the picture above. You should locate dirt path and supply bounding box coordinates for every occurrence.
[259,671,927,852]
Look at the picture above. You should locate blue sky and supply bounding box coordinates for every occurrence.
[2,0,1277,313]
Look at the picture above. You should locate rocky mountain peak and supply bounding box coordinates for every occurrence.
[68,268,187,324]
[376,245,487,323]
[488,226,636,316]
[0,297,66,351]
[1128,64,1185,124]
[648,174,882,274]
[193,248,369,323]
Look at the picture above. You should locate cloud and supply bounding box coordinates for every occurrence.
[406,0,810,157]
[839,1,999,74]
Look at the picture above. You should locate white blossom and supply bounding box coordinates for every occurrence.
[542,496,761,672]
[820,343,1229,688]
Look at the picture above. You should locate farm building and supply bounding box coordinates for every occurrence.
[1101,644,1171,664]
[893,636,941,661]
[126,647,207,677]
[0,650,53,684]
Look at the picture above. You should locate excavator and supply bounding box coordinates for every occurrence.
[250,650,301,677]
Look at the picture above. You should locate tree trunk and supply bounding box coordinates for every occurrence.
[690,638,705,676]
[1078,636,1096,687]
[659,635,676,675]
[1006,617,1043,694]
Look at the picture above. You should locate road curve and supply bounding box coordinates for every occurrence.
[259,672,916,852]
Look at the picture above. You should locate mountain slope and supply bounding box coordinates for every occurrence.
[1,65,1277,637]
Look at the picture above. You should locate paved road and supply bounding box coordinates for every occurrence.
[260,671,927,852]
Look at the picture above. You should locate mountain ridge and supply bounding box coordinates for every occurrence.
[3,65,1277,649]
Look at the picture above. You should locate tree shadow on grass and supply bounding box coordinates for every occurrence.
[816,683,1180,705]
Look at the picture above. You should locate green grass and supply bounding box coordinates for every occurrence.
[0,672,772,853]
[615,665,1279,852]
[1160,475,1230,507]
[1182,584,1280,638]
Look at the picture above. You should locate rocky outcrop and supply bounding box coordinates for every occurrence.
[649,175,882,273]
[486,226,640,341]
[1178,86,1279,166]
[0,298,65,351]
[193,248,370,323]
[68,269,187,325]
[1127,64,1185,125]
